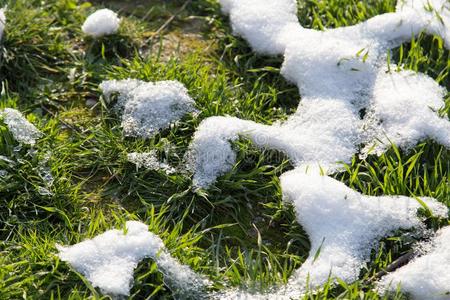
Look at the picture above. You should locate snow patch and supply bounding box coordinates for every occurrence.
[378,226,450,300]
[0,108,42,145]
[100,79,197,138]
[0,8,6,41]
[57,221,210,296]
[127,151,175,174]
[279,171,448,296]
[82,9,120,38]
[189,0,450,188]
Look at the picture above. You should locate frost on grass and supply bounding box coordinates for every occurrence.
[100,80,197,138]
[127,151,175,174]
[188,0,450,188]
[0,108,42,145]
[378,226,450,300]
[82,9,120,38]
[57,221,210,297]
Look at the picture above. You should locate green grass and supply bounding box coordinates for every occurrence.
[0,0,448,299]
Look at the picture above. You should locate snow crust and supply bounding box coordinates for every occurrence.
[100,79,197,138]
[189,0,450,188]
[0,108,42,145]
[82,9,120,37]
[57,221,209,296]
[127,151,175,174]
[378,226,450,300]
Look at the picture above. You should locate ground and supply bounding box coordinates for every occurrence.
[0,0,449,299]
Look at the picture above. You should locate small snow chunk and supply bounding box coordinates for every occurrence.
[279,170,448,295]
[0,108,42,145]
[0,8,6,41]
[378,226,450,300]
[127,151,175,174]
[57,221,209,296]
[100,80,197,138]
[82,9,120,38]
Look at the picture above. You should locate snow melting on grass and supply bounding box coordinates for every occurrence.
[209,172,448,299]
[82,8,120,38]
[188,0,450,188]
[378,226,450,300]
[57,221,210,297]
[280,171,448,296]
[100,79,197,138]
[127,151,175,174]
[0,8,6,41]
[0,108,42,145]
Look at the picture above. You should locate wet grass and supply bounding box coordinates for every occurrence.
[0,0,448,299]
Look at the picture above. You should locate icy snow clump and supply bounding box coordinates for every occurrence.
[82,9,120,37]
[0,108,42,145]
[127,151,175,174]
[378,226,450,300]
[57,221,210,296]
[188,0,450,187]
[100,79,197,138]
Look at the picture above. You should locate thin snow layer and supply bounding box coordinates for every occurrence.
[189,0,450,188]
[127,151,175,174]
[0,108,42,145]
[82,9,120,37]
[279,171,448,297]
[100,79,196,138]
[0,8,6,41]
[378,226,450,300]
[57,221,210,296]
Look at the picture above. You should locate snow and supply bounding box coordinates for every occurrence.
[82,9,120,38]
[189,0,450,188]
[280,171,448,296]
[0,108,42,145]
[0,8,6,41]
[378,226,450,300]
[57,221,210,296]
[127,151,175,174]
[211,173,448,299]
[100,79,197,138]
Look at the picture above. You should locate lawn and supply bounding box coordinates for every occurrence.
[0,0,449,299]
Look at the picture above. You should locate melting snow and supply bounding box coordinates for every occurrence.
[189,0,450,188]
[378,226,450,300]
[82,9,120,37]
[127,151,175,174]
[100,79,197,138]
[0,108,42,145]
[57,221,210,296]
[0,8,6,41]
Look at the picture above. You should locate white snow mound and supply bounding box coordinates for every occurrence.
[0,108,42,145]
[57,221,210,296]
[82,9,120,38]
[100,79,197,138]
[279,171,448,296]
[378,226,450,300]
